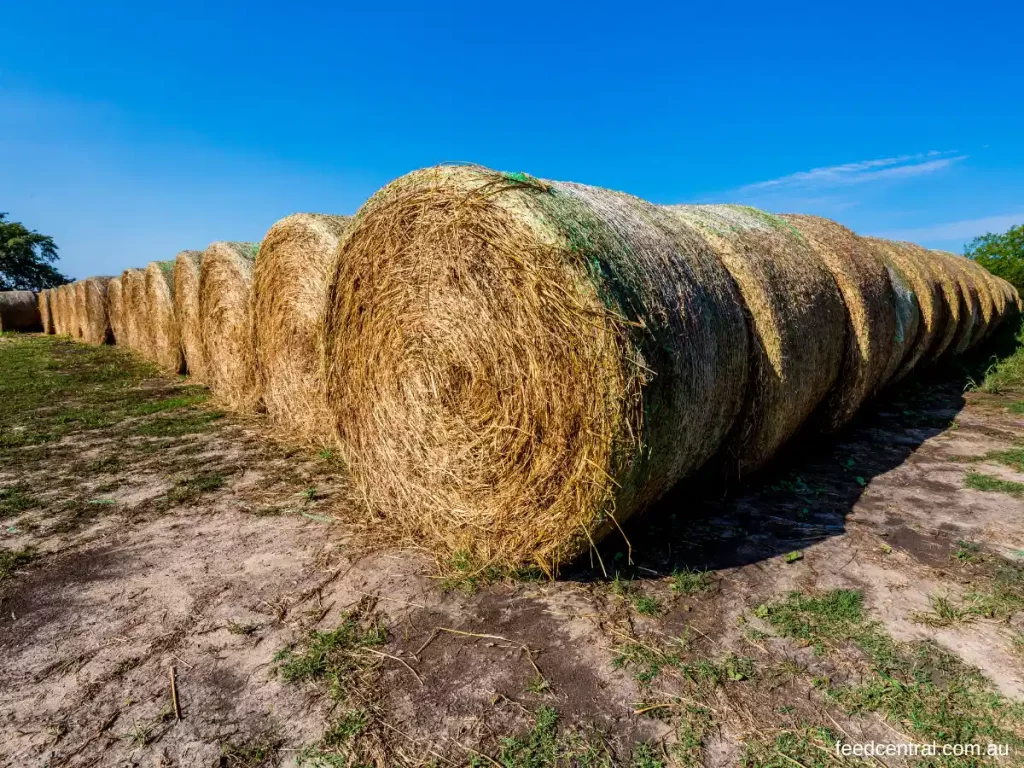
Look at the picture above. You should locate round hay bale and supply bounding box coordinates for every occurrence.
[38,290,53,334]
[106,277,125,345]
[321,166,752,570]
[50,286,65,335]
[71,281,86,339]
[876,261,922,387]
[56,284,73,336]
[80,277,113,345]
[120,269,147,354]
[0,290,42,332]
[863,238,944,380]
[958,257,998,347]
[145,261,184,373]
[778,215,895,429]
[174,250,205,379]
[199,242,258,408]
[932,251,979,355]
[912,247,962,362]
[251,214,352,442]
[666,205,844,472]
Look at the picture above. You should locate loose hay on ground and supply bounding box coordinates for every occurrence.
[145,261,184,373]
[0,291,42,332]
[251,213,351,444]
[174,250,205,380]
[321,165,750,571]
[665,205,845,473]
[199,241,258,409]
[779,214,895,430]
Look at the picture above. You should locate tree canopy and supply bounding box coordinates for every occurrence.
[965,223,1024,293]
[0,213,70,291]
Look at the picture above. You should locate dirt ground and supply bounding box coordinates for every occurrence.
[2,334,1023,767]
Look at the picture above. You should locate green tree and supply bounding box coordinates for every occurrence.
[965,223,1024,293]
[0,213,69,291]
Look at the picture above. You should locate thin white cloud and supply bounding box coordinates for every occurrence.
[874,212,1024,244]
[739,150,965,192]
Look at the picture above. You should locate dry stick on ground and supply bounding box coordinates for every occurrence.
[169,666,181,721]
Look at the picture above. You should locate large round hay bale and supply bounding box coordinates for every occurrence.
[876,261,921,387]
[120,269,147,354]
[863,238,944,380]
[321,166,751,570]
[778,215,895,429]
[38,290,53,334]
[145,261,184,373]
[958,257,998,347]
[251,214,351,442]
[913,248,963,362]
[57,284,73,336]
[666,205,844,472]
[72,281,88,339]
[174,250,205,379]
[0,291,42,332]
[106,277,125,344]
[199,242,258,407]
[930,252,978,355]
[50,286,64,335]
[80,277,113,345]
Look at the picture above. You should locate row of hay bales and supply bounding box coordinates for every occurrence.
[32,165,1023,573]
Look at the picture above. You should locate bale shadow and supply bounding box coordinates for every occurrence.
[563,326,1022,582]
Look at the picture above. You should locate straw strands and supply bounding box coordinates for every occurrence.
[120,269,147,354]
[174,250,205,379]
[199,242,258,408]
[80,277,112,345]
[72,281,87,339]
[666,205,845,472]
[0,291,42,332]
[321,166,750,570]
[145,261,184,373]
[251,214,351,443]
[106,277,125,344]
[779,215,895,430]
[38,290,53,334]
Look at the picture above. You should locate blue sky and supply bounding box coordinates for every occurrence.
[2,1,1023,280]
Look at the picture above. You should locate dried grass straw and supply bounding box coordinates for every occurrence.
[106,277,125,344]
[665,205,844,472]
[779,215,895,429]
[932,251,979,355]
[0,291,42,332]
[145,261,184,373]
[321,166,749,571]
[38,290,53,334]
[50,286,65,335]
[863,238,942,382]
[251,214,351,443]
[199,241,258,409]
[174,250,205,379]
[120,269,147,355]
[80,277,112,345]
[72,281,87,339]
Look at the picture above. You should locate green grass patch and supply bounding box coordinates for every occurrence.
[0,548,35,581]
[670,568,712,595]
[167,471,227,503]
[129,409,225,437]
[0,483,39,518]
[756,589,1024,765]
[965,471,1024,497]
[978,321,1024,394]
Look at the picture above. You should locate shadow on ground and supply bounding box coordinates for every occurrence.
[566,327,1023,581]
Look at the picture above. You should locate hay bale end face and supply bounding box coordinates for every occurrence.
[199,241,258,408]
[174,250,205,380]
[0,291,43,332]
[106,277,125,344]
[779,214,895,430]
[38,290,54,334]
[251,214,351,443]
[665,205,845,473]
[145,261,184,373]
[81,277,113,345]
[322,166,750,571]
